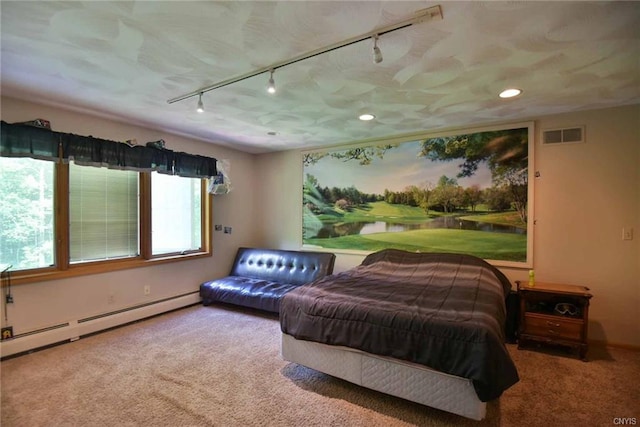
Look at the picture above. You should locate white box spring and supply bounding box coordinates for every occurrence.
[281,333,486,420]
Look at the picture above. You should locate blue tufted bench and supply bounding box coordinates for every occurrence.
[200,247,336,313]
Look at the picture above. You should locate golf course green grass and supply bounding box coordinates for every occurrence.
[305,201,528,261]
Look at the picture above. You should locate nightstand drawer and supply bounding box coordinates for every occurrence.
[523,313,583,341]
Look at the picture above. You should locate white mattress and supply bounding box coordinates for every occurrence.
[281,333,486,420]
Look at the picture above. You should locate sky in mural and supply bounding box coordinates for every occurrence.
[305,140,493,195]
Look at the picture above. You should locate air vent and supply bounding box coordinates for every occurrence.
[542,126,585,145]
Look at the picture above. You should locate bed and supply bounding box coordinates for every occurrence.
[279,249,519,420]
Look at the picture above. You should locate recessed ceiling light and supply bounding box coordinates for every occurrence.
[499,88,522,99]
[359,113,376,121]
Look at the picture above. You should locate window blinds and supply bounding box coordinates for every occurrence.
[69,163,139,262]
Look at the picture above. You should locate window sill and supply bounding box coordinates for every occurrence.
[3,251,212,286]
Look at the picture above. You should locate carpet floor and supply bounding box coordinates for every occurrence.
[1,304,638,426]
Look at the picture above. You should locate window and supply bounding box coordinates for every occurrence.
[0,157,55,270]
[0,159,211,284]
[151,172,201,256]
[69,163,139,262]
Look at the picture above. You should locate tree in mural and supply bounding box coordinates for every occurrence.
[303,144,398,167]
[431,175,461,213]
[419,128,528,222]
[303,174,326,239]
[464,185,483,212]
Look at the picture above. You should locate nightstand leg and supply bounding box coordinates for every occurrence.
[580,345,588,361]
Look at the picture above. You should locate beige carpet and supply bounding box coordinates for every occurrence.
[1,304,639,426]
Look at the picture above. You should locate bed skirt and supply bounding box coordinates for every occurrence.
[281,333,486,420]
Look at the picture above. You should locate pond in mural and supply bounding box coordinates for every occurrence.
[316,216,526,238]
[302,125,533,265]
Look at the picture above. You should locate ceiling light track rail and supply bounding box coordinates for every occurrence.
[167,5,442,105]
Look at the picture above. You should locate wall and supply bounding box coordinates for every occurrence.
[257,104,640,348]
[0,96,261,354]
[2,99,638,351]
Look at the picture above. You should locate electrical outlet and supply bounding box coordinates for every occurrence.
[5,294,13,304]
[224,226,232,234]
[144,285,151,295]
[1,326,13,341]
[622,227,633,241]
[215,224,222,231]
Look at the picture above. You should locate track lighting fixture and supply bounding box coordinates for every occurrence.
[267,69,276,94]
[373,35,383,64]
[168,5,443,106]
[196,92,204,113]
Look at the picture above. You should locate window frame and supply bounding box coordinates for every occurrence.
[7,162,212,285]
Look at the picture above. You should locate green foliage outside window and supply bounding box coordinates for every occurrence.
[0,157,55,270]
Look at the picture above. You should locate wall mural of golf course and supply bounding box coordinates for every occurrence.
[302,123,534,267]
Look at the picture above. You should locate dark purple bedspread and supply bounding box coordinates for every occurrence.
[280,249,519,402]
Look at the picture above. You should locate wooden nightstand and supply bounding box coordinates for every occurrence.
[517,281,592,360]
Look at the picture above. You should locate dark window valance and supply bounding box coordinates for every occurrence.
[0,120,59,161]
[0,121,217,178]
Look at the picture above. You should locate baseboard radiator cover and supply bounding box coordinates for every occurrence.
[0,292,201,358]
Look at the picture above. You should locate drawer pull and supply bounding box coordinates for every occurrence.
[548,329,559,335]
[546,321,561,327]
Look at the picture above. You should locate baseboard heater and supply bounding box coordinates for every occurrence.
[0,292,201,358]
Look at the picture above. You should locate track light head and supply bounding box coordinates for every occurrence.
[196,92,204,113]
[267,69,276,94]
[373,35,383,64]
[373,45,383,64]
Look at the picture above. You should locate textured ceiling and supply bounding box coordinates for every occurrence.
[1,1,639,154]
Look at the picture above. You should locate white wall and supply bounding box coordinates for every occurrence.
[2,98,638,350]
[532,105,640,347]
[0,97,262,345]
[256,105,640,347]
